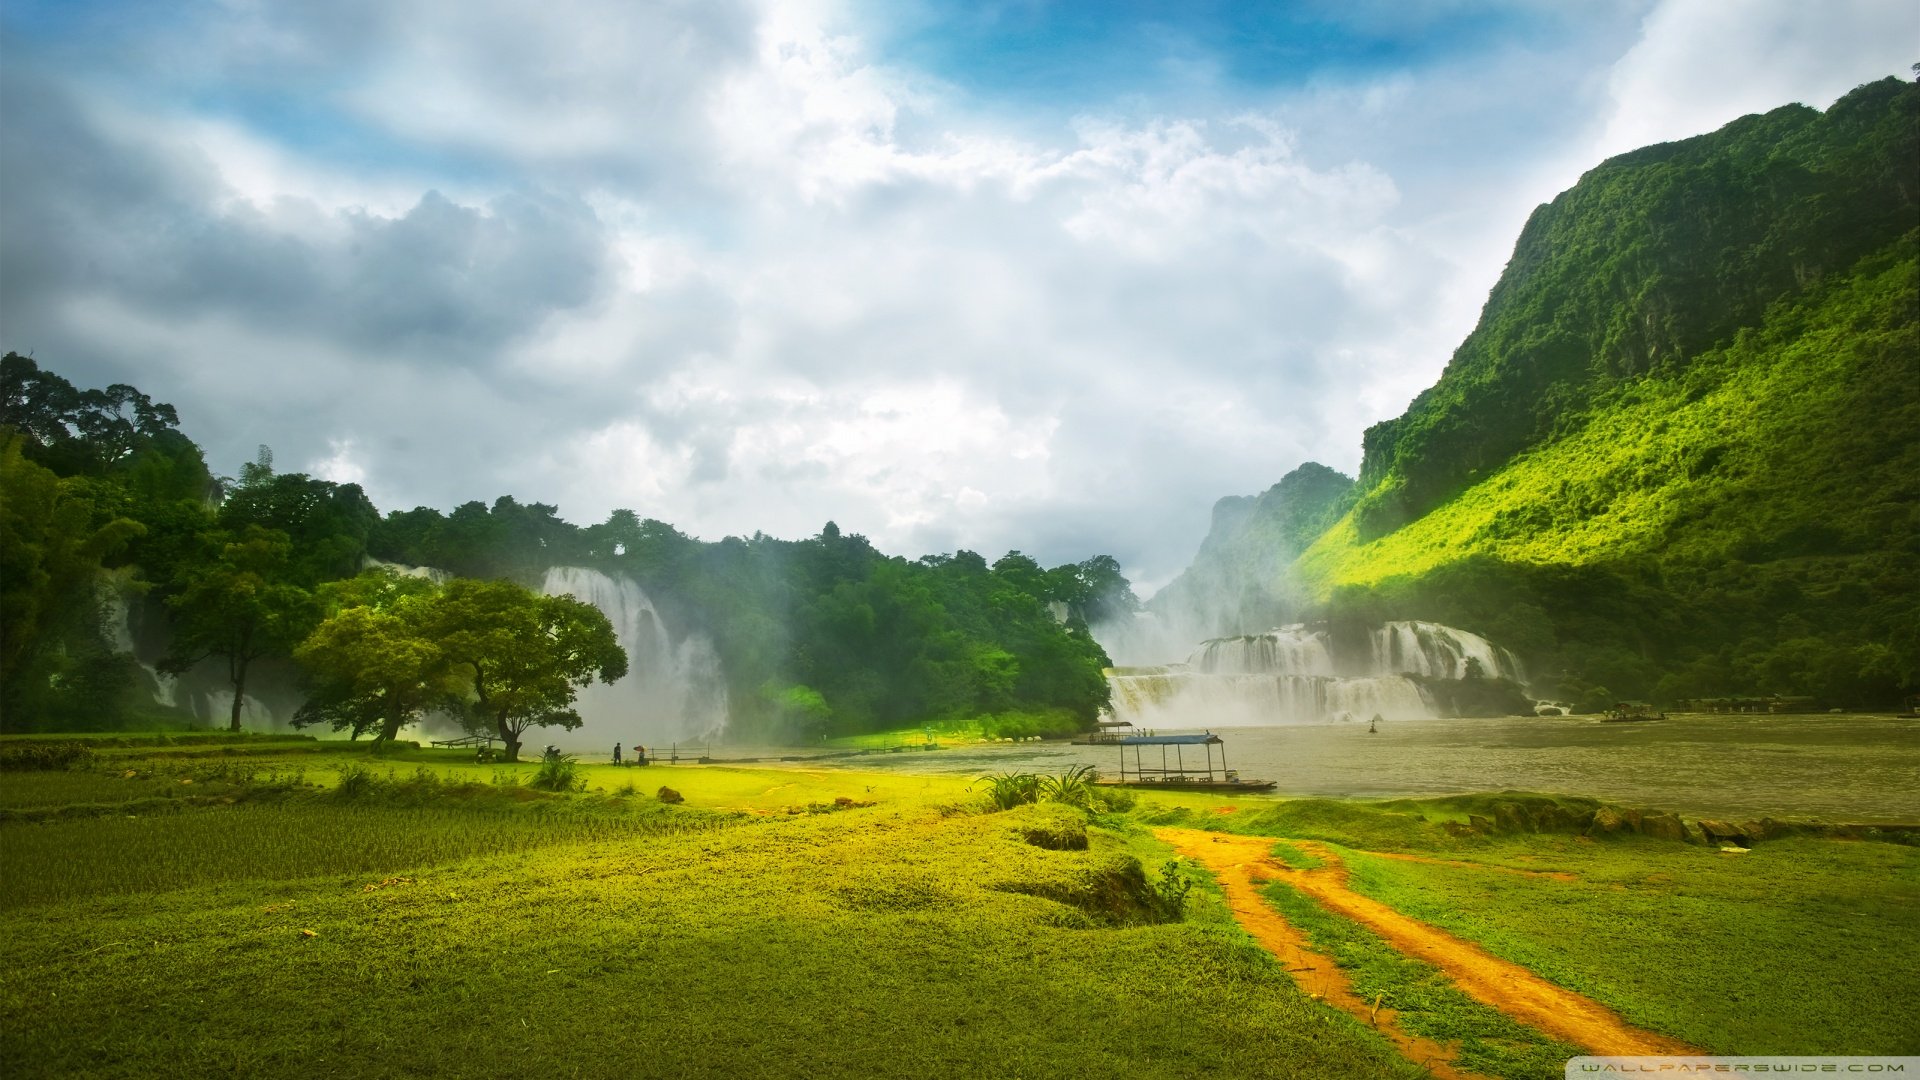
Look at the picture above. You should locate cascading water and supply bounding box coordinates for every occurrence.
[1190,627,1336,676]
[1372,620,1523,682]
[541,567,729,745]
[1106,620,1523,729]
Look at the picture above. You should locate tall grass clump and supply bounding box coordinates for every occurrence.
[529,754,586,793]
[1039,765,1097,808]
[976,772,1041,810]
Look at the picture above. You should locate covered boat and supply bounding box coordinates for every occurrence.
[1098,732,1277,792]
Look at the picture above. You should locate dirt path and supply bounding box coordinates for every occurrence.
[1173,832,1490,1079]
[1159,828,1698,1059]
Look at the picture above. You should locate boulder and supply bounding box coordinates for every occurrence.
[1587,806,1629,836]
[1639,813,1690,842]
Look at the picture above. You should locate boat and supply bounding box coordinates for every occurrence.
[1073,719,1136,745]
[1095,732,1277,792]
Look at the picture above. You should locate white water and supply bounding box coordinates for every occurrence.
[1109,669,1432,729]
[97,571,178,708]
[362,556,452,584]
[1106,619,1522,729]
[1372,620,1523,682]
[541,567,729,746]
[1189,626,1337,676]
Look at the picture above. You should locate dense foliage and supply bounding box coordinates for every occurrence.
[1191,79,1920,708]
[1,356,1118,738]
[1353,77,1918,538]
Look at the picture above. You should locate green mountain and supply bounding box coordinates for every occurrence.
[1146,461,1353,638]
[1177,77,1920,709]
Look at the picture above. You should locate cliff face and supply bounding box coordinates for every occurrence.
[1155,78,1920,706]
[1352,77,1918,539]
[1145,461,1353,639]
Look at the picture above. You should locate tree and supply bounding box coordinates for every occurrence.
[0,432,145,726]
[158,526,319,732]
[428,579,626,761]
[293,571,450,742]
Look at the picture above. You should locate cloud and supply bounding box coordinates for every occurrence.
[0,0,1908,595]
[1595,0,1919,160]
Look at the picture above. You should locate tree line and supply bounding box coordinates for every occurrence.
[1,354,1130,744]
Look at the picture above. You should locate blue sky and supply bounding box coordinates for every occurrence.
[1,0,1914,592]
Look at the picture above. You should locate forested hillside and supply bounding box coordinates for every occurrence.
[1174,78,1920,709]
[1,355,1124,738]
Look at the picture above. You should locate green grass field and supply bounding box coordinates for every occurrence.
[0,744,1425,1080]
[4,739,1913,1077]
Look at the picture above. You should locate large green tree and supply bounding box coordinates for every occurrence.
[293,572,451,742]
[0,433,145,727]
[158,526,319,731]
[428,578,627,761]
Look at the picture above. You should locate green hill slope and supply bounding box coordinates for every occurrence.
[1354,77,1917,539]
[1171,78,1920,709]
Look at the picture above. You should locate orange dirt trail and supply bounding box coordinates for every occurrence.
[1158,828,1699,1059]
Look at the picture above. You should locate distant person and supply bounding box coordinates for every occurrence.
[635,745,648,766]
[1369,714,1382,734]
[613,742,623,765]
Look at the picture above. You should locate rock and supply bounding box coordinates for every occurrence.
[1587,807,1629,836]
[1468,814,1495,834]
[1639,813,1689,842]
[1696,819,1755,846]
[656,786,684,804]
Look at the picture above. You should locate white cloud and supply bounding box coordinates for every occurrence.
[3,0,1909,594]
[1596,0,1919,160]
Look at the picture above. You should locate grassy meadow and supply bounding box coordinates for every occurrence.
[3,736,1915,1078]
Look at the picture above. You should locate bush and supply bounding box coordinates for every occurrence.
[976,772,1041,811]
[1151,859,1193,921]
[0,742,95,771]
[529,754,585,793]
[1038,765,1097,808]
[333,764,377,799]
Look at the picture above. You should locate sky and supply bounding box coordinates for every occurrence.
[2,0,1913,594]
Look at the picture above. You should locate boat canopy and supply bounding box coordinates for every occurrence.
[1117,733,1221,746]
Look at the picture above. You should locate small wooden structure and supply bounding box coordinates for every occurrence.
[1099,732,1276,792]
[1074,720,1135,746]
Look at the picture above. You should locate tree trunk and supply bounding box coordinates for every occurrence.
[497,710,521,762]
[229,656,251,733]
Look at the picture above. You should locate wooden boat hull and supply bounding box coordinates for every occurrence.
[1096,778,1277,793]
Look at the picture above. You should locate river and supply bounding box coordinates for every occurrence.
[821,713,1920,821]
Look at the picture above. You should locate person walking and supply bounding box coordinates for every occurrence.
[613,742,623,765]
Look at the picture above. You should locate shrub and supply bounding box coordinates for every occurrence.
[0,743,95,771]
[528,754,585,793]
[1039,765,1097,808]
[976,772,1041,811]
[333,764,377,800]
[1151,859,1193,921]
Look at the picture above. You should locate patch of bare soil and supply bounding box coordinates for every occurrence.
[1160,831,1490,1080]
[1158,828,1699,1059]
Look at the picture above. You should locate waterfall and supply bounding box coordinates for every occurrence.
[1189,626,1336,675]
[97,572,178,707]
[1105,618,1524,728]
[1372,620,1524,682]
[362,556,452,584]
[541,567,729,744]
[1108,668,1433,729]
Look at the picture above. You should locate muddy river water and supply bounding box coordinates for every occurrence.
[827,713,1920,821]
